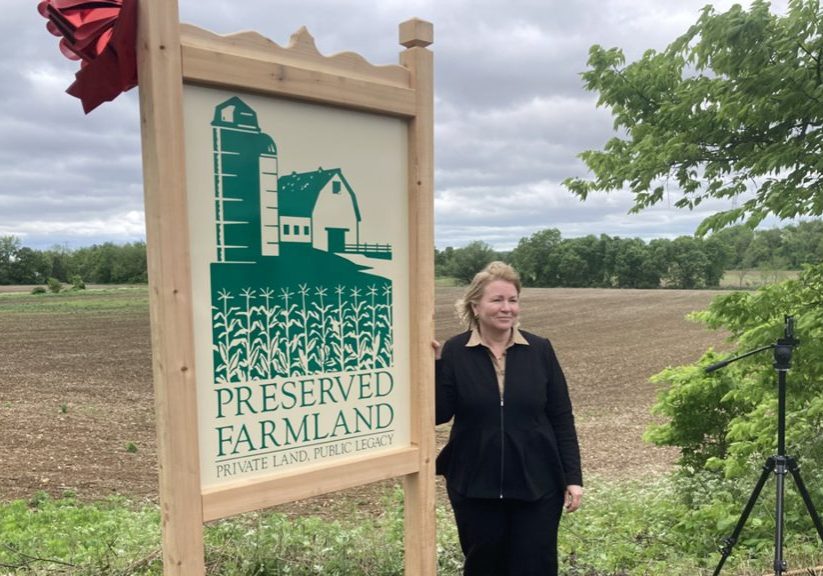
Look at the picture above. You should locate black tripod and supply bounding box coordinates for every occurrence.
[707,316,823,575]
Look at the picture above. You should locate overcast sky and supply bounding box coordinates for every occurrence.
[1,0,793,251]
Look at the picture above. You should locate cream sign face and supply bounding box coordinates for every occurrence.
[183,86,411,488]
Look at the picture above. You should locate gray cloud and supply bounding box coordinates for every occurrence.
[1,0,786,250]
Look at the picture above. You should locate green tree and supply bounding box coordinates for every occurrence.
[434,247,455,278]
[67,242,147,284]
[111,241,148,283]
[663,237,709,288]
[445,241,498,284]
[44,245,75,282]
[91,243,117,283]
[10,248,51,284]
[554,243,589,287]
[711,225,754,269]
[509,228,562,286]
[564,0,823,235]
[612,237,663,288]
[563,235,608,287]
[742,228,785,270]
[781,220,823,267]
[0,235,21,285]
[702,235,732,286]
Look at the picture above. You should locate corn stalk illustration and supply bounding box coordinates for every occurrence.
[236,288,262,380]
[258,288,287,379]
[212,282,394,383]
[310,286,334,371]
[332,285,347,372]
[213,289,243,383]
[379,284,394,367]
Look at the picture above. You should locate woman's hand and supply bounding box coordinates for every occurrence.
[564,484,583,512]
[432,340,442,360]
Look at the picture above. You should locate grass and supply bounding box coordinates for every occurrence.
[0,494,161,574]
[719,269,801,289]
[3,477,822,575]
[0,286,148,314]
[434,276,462,287]
[0,269,795,316]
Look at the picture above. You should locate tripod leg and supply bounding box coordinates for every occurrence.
[786,458,823,545]
[774,457,788,575]
[713,458,775,576]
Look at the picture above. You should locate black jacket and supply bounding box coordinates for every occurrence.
[435,329,582,501]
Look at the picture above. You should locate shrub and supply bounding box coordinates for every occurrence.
[647,263,823,479]
[46,277,62,293]
[70,274,86,290]
[30,286,46,295]
[644,263,823,570]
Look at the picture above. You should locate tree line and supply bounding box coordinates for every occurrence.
[1,219,820,288]
[436,221,823,289]
[0,236,147,285]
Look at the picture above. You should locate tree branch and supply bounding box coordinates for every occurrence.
[2,543,76,569]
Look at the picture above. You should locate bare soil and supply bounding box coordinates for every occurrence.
[0,286,729,515]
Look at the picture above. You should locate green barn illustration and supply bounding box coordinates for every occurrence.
[208,96,394,383]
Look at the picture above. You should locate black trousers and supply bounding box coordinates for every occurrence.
[447,486,565,576]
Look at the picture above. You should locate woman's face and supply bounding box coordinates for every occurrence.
[472,279,520,337]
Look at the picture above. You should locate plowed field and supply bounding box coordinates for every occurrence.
[0,286,729,512]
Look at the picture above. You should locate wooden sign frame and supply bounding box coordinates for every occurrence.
[136,1,435,574]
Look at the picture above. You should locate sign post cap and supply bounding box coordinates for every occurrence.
[399,19,433,49]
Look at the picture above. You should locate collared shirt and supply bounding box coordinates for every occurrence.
[466,327,529,396]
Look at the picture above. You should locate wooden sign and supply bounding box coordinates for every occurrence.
[136,2,434,574]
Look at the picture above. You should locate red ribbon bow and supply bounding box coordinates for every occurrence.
[38,0,138,113]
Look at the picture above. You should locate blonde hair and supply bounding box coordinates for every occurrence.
[456,261,522,330]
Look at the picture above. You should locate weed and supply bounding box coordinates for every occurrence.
[3,477,820,575]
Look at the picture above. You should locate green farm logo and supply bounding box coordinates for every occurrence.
[206,96,397,470]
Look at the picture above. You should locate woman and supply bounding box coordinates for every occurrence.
[434,261,583,576]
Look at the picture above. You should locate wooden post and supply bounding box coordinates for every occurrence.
[399,18,437,576]
[137,1,205,574]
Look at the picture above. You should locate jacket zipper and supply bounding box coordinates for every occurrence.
[499,395,505,499]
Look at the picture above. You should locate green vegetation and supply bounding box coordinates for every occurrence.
[436,221,822,289]
[647,264,823,476]
[643,263,823,574]
[4,478,820,575]
[434,276,461,287]
[719,269,800,289]
[564,0,823,235]
[0,236,147,286]
[434,242,501,284]
[0,494,161,575]
[563,5,823,568]
[0,286,148,314]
